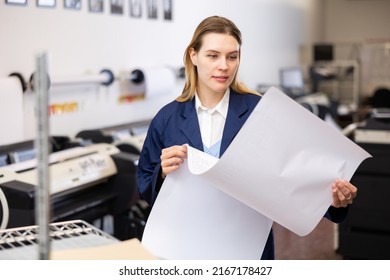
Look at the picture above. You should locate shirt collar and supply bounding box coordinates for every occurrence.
[195,88,230,119]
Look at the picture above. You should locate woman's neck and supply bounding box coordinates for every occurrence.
[197,90,225,109]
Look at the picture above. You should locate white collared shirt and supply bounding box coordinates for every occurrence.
[195,89,230,148]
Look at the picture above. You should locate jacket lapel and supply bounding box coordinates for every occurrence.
[220,91,249,156]
[179,99,204,151]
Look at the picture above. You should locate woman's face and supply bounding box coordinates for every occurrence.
[190,32,240,98]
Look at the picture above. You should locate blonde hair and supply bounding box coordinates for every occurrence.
[177,15,259,102]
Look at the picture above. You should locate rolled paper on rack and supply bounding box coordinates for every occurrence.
[8,72,27,93]
[99,69,115,86]
[29,72,51,91]
[29,68,115,91]
[130,69,145,84]
[131,66,176,99]
[0,76,24,145]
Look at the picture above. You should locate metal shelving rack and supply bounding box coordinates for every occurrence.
[0,220,118,260]
[0,52,121,260]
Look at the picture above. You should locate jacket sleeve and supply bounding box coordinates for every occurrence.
[324,206,349,223]
[136,115,165,206]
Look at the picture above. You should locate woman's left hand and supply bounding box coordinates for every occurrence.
[332,179,357,208]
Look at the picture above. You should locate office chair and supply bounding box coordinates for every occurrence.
[371,87,390,109]
[342,87,390,136]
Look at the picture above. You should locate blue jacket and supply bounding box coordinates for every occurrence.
[137,89,348,259]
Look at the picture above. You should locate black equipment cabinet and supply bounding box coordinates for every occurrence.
[337,143,390,259]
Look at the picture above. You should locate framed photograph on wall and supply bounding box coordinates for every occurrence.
[37,0,56,7]
[89,0,103,13]
[110,0,124,15]
[129,0,142,18]
[5,0,27,5]
[146,0,157,19]
[163,0,172,20]
[64,0,81,10]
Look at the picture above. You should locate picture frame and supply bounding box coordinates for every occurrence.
[5,0,27,5]
[129,0,142,18]
[64,0,81,10]
[146,0,157,19]
[163,0,172,20]
[110,0,124,15]
[89,0,103,13]
[37,0,56,7]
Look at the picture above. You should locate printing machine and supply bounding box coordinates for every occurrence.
[74,120,152,240]
[337,108,390,259]
[0,141,139,240]
[75,119,150,155]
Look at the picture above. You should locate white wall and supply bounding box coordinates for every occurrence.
[323,0,390,42]
[322,0,390,97]
[0,0,319,141]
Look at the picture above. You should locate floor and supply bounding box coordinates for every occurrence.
[273,218,343,260]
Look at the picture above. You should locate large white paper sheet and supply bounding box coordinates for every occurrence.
[141,87,371,260]
[142,152,273,260]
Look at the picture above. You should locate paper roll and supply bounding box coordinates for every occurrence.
[0,77,24,145]
[138,66,176,99]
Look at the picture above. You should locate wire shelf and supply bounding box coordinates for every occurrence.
[0,220,118,259]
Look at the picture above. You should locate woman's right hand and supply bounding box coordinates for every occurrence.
[160,144,188,178]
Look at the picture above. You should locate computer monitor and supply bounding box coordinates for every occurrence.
[280,67,304,89]
[279,67,305,97]
[313,44,333,62]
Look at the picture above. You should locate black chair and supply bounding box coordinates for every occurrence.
[371,87,390,109]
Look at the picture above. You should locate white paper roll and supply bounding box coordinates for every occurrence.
[139,66,176,99]
[0,77,24,145]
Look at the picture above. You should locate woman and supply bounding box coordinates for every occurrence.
[137,15,357,259]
